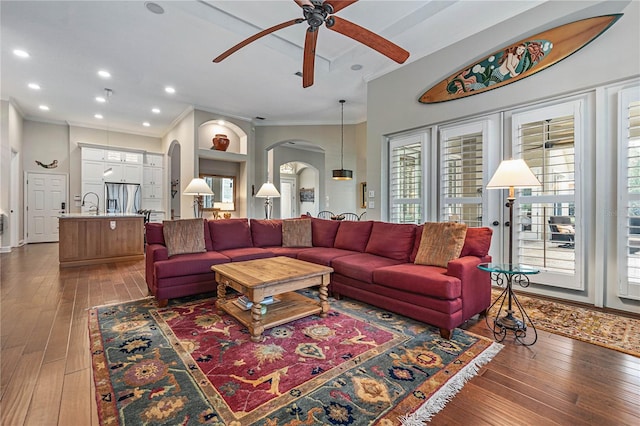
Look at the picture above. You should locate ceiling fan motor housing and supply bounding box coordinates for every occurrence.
[304,5,329,28]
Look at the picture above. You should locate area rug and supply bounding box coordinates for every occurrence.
[490,288,640,357]
[89,291,502,425]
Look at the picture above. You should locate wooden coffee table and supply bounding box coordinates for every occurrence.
[211,256,333,342]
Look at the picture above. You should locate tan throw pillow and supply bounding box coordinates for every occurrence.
[162,218,206,257]
[282,218,312,247]
[414,222,468,267]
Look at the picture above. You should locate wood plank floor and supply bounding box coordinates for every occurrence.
[1,243,639,425]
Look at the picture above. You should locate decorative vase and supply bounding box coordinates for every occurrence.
[212,134,230,151]
[223,212,232,219]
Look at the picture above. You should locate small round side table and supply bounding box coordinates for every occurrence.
[478,263,540,346]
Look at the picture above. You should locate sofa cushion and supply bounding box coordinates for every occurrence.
[460,227,493,257]
[365,222,415,261]
[333,220,373,252]
[250,219,283,247]
[155,251,229,279]
[218,247,275,262]
[297,247,357,266]
[146,222,165,245]
[209,219,252,251]
[410,224,423,263]
[332,253,403,283]
[162,218,207,257]
[373,263,462,299]
[282,218,312,247]
[414,222,467,267]
[311,217,341,247]
[262,246,304,258]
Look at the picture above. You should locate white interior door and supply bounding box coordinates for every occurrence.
[27,172,67,243]
[280,177,296,219]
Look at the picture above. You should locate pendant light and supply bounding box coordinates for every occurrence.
[332,99,353,180]
[103,88,114,177]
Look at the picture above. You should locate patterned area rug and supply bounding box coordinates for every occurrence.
[490,288,640,357]
[89,291,502,425]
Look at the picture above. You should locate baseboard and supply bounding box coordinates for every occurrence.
[0,245,11,253]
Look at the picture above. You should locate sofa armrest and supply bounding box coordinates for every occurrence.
[446,255,492,320]
[145,244,169,291]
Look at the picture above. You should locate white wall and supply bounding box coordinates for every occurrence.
[0,100,24,250]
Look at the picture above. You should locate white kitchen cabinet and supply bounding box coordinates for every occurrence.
[105,150,143,164]
[82,160,107,184]
[81,147,105,161]
[144,153,163,167]
[104,163,142,184]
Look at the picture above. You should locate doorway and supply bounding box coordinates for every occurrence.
[26,171,68,243]
[280,176,296,219]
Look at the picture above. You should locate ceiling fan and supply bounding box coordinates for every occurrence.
[213,0,410,88]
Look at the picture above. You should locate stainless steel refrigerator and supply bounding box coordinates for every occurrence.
[105,183,141,214]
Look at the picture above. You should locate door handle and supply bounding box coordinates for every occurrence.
[492,221,499,226]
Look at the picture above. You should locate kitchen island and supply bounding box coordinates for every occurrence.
[58,213,144,268]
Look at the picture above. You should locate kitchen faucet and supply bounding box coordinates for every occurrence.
[81,192,100,215]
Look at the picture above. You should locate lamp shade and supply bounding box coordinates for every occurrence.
[487,159,541,189]
[255,182,280,198]
[332,169,353,180]
[183,178,214,195]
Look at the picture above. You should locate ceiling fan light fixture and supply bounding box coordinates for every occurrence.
[332,99,352,181]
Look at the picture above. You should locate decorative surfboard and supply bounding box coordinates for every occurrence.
[419,14,622,104]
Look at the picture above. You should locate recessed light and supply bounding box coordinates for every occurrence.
[165,86,175,94]
[28,83,40,90]
[13,49,29,58]
[152,107,160,114]
[98,70,111,78]
[95,96,106,103]
[94,114,103,119]
[39,105,49,111]
[145,2,165,14]
[218,120,225,126]
[143,122,151,127]
[350,64,363,71]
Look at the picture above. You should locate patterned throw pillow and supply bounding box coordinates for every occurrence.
[282,218,312,247]
[162,218,206,257]
[414,222,468,267]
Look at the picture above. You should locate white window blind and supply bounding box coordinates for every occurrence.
[618,87,640,300]
[440,128,483,226]
[513,100,582,289]
[389,138,422,223]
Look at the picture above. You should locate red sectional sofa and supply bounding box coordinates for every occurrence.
[145,217,493,339]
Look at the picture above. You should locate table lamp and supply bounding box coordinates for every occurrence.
[255,182,280,219]
[183,178,214,218]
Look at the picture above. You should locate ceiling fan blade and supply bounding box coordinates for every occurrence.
[302,28,319,88]
[294,0,314,7]
[326,16,409,64]
[213,18,303,62]
[323,0,358,13]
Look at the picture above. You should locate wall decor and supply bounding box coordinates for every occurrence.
[35,159,58,169]
[419,14,622,104]
[299,187,314,203]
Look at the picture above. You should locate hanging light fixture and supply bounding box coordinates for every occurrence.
[103,88,114,177]
[332,99,353,180]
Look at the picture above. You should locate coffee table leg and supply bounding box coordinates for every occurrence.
[250,303,264,342]
[216,278,227,314]
[319,278,329,318]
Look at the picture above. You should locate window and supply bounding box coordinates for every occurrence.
[512,100,583,289]
[389,134,425,223]
[440,123,486,226]
[618,86,640,300]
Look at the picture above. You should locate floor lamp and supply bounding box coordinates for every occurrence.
[486,159,542,267]
[183,178,214,218]
[255,182,280,219]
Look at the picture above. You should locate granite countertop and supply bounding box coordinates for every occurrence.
[59,213,145,218]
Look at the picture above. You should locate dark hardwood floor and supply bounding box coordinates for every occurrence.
[1,243,638,425]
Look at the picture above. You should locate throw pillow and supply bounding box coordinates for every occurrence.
[414,222,468,267]
[282,218,312,247]
[460,227,493,257]
[555,224,575,234]
[162,218,206,257]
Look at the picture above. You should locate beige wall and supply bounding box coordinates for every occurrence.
[0,100,24,249]
[367,0,639,220]
[254,123,364,217]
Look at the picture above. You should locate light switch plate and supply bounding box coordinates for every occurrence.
[368,190,375,198]
[368,201,375,209]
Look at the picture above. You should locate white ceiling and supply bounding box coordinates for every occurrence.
[1,0,546,137]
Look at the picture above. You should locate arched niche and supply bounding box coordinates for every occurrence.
[197,120,248,155]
